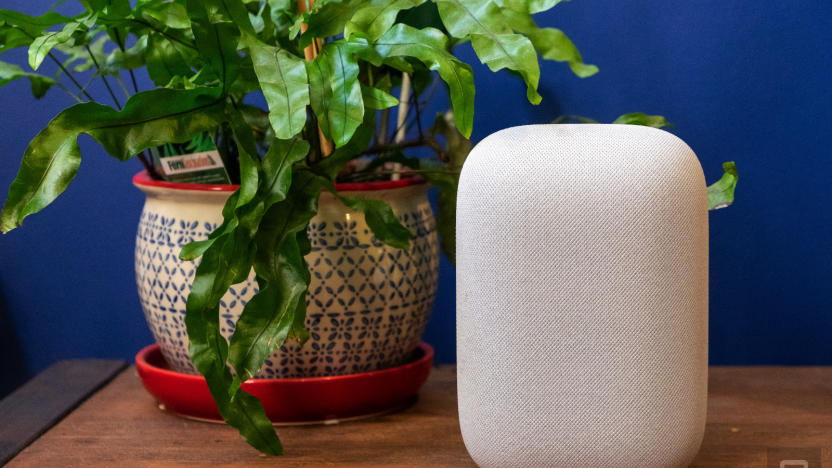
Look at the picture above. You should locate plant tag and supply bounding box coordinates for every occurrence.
[157,150,231,184]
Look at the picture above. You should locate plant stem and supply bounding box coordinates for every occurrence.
[54,82,83,103]
[109,29,157,178]
[111,28,140,94]
[359,135,446,161]
[115,75,131,100]
[137,151,161,180]
[350,168,460,176]
[129,19,197,50]
[10,25,95,102]
[360,138,424,155]
[48,52,95,102]
[388,95,416,143]
[79,74,97,95]
[128,69,139,93]
[85,45,122,109]
[412,90,423,139]
[338,167,459,183]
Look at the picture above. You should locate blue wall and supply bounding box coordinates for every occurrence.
[2,0,831,393]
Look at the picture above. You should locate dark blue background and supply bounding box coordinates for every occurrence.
[2,0,831,395]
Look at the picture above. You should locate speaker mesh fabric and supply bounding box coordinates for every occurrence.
[456,125,708,468]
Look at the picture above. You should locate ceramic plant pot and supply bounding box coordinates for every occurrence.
[133,171,439,378]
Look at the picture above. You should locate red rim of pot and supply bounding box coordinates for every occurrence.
[133,170,425,192]
[135,342,434,385]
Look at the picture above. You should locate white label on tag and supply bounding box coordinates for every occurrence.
[160,150,225,175]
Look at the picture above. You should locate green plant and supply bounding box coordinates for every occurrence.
[0,0,737,455]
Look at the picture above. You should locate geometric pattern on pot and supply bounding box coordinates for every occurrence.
[135,178,439,378]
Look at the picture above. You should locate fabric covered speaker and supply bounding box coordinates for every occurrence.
[456,124,708,468]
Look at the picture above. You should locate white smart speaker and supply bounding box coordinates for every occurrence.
[456,124,708,468]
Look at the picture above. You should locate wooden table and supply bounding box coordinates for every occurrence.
[4,363,832,467]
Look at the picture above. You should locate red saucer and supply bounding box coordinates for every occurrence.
[135,343,434,425]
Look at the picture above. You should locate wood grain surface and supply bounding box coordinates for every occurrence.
[0,359,126,465]
[8,365,832,467]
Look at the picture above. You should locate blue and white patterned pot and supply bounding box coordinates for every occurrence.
[133,172,439,378]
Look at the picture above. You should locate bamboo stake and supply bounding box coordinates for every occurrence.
[391,73,411,181]
[298,0,333,157]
